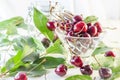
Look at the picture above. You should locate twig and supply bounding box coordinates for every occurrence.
[92,55,102,67]
[27,59,46,73]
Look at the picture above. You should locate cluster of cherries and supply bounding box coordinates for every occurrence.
[55,50,115,79]
[13,14,115,80]
[46,15,102,38]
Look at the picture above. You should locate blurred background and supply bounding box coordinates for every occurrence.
[0,0,120,20]
[0,0,120,47]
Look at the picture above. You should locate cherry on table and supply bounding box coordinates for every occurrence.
[55,64,67,77]
[14,72,27,80]
[105,51,115,57]
[99,67,112,79]
[80,65,93,75]
[70,55,83,67]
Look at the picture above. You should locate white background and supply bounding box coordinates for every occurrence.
[0,0,120,20]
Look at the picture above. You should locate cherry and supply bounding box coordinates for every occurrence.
[14,72,27,80]
[41,38,50,48]
[73,15,83,23]
[94,22,102,33]
[80,33,91,37]
[70,55,83,67]
[105,51,115,57]
[55,64,67,77]
[94,32,99,37]
[80,65,93,75]
[73,21,87,33]
[47,21,56,31]
[87,23,92,27]
[88,26,97,37]
[99,67,112,79]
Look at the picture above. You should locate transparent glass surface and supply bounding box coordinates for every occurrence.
[55,27,102,58]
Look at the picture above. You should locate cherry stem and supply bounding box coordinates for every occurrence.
[0,71,9,78]
[93,55,102,67]
[27,59,46,74]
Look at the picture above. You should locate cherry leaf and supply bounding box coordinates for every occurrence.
[65,75,92,80]
[33,8,54,41]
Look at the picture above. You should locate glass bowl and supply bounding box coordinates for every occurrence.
[55,27,102,59]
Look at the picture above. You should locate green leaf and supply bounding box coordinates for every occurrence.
[28,69,47,77]
[33,8,54,41]
[6,25,17,35]
[84,16,98,24]
[65,75,92,80]
[22,52,39,63]
[34,56,65,68]
[0,36,10,47]
[92,46,112,56]
[91,55,114,70]
[13,36,37,51]
[0,50,24,73]
[27,65,47,77]
[0,16,24,30]
[112,57,120,73]
[17,22,28,29]
[111,72,120,80]
[46,39,64,54]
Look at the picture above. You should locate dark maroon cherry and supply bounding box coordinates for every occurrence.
[87,23,92,27]
[80,65,93,75]
[70,55,83,67]
[80,33,91,37]
[41,38,50,48]
[99,67,112,79]
[73,21,87,33]
[47,21,56,31]
[88,26,97,37]
[94,22,102,33]
[55,64,67,77]
[105,51,115,57]
[73,15,83,22]
[14,72,27,80]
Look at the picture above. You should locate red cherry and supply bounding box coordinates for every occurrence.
[94,32,100,37]
[14,72,27,80]
[73,15,83,23]
[94,22,102,33]
[70,55,83,67]
[80,33,91,37]
[87,23,92,27]
[73,21,87,33]
[99,67,112,79]
[55,64,67,77]
[105,51,115,57]
[88,26,97,37]
[47,21,55,31]
[80,65,93,75]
